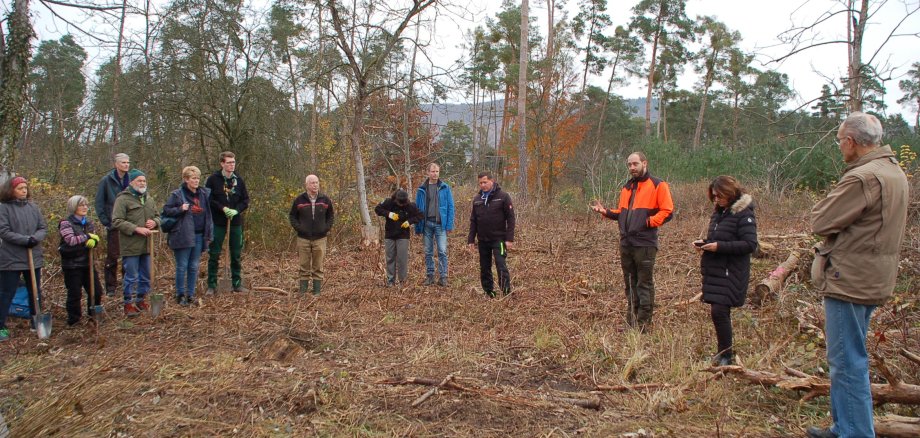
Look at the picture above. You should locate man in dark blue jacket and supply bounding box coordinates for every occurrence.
[467,172,515,297]
[94,153,131,297]
[415,163,455,287]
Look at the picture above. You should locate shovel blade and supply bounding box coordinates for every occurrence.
[150,294,165,318]
[218,277,232,293]
[92,305,106,323]
[34,313,52,339]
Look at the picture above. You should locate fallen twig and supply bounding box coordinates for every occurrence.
[411,373,455,407]
[595,383,672,392]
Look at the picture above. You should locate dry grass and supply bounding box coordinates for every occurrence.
[1,182,917,437]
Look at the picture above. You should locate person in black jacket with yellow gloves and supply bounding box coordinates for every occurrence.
[289,174,334,295]
[467,172,515,297]
[693,175,758,366]
[374,190,423,287]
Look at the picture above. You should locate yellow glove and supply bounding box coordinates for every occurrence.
[401,221,410,229]
[85,238,97,249]
[387,212,399,221]
[88,233,100,241]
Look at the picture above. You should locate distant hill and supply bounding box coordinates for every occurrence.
[421,98,658,146]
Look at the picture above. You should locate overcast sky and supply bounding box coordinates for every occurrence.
[18,0,920,117]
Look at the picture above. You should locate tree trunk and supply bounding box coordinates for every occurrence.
[111,0,128,154]
[0,0,32,174]
[644,15,663,137]
[517,0,529,199]
[847,0,868,113]
[692,68,715,150]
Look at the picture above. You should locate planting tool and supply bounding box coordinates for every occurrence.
[27,248,52,339]
[218,216,232,293]
[148,231,165,318]
[89,248,105,322]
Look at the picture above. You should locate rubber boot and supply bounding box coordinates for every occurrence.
[312,280,322,296]
[299,280,309,294]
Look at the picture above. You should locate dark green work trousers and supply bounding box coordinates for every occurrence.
[620,245,657,328]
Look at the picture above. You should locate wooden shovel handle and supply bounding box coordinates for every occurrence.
[27,247,40,313]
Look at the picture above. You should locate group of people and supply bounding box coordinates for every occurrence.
[288,162,517,300]
[0,151,250,335]
[0,112,910,438]
[593,112,908,438]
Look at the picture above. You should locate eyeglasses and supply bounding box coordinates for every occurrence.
[834,136,849,146]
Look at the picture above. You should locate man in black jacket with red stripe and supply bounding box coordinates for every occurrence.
[467,172,515,297]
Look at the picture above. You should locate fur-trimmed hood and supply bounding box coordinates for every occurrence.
[729,193,753,214]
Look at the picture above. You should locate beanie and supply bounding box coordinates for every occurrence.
[127,169,145,183]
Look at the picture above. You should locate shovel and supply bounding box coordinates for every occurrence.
[89,249,105,323]
[148,231,165,318]
[27,247,52,339]
[217,217,232,293]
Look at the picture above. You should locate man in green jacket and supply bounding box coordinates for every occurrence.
[806,112,909,438]
[111,170,161,316]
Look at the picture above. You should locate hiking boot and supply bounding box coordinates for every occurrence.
[424,275,434,286]
[485,290,496,298]
[385,278,395,288]
[124,303,140,317]
[175,295,183,305]
[312,280,322,296]
[205,287,216,295]
[299,280,309,294]
[233,285,249,293]
[179,296,190,307]
[0,328,9,341]
[437,277,448,287]
[136,300,150,312]
[712,353,734,367]
[805,426,837,438]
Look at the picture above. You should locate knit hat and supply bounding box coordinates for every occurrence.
[127,169,145,183]
[394,189,409,205]
[9,176,26,188]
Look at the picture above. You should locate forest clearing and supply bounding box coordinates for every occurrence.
[1,182,917,436]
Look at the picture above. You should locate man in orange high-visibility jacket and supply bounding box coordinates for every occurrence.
[591,152,674,331]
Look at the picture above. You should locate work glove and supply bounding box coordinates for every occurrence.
[387,212,399,221]
[401,221,410,229]
[25,237,39,248]
[85,238,97,249]
[223,207,239,219]
[88,233,100,242]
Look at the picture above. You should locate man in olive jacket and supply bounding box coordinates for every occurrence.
[111,170,161,316]
[806,112,909,438]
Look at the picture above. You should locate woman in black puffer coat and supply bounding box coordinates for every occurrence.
[694,176,758,366]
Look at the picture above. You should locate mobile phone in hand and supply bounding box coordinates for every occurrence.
[694,240,706,247]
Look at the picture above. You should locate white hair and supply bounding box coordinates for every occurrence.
[114,153,130,162]
[842,112,883,147]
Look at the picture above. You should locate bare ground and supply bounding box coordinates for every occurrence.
[1,184,918,437]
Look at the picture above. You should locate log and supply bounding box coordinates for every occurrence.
[708,366,920,405]
[751,250,802,306]
[875,414,920,438]
[901,349,920,366]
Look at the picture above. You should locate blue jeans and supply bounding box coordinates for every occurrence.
[174,234,204,299]
[122,254,151,304]
[423,221,448,278]
[824,296,876,438]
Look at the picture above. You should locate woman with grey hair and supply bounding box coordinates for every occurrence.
[58,195,103,325]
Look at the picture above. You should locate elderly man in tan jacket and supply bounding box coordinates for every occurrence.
[806,112,909,438]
